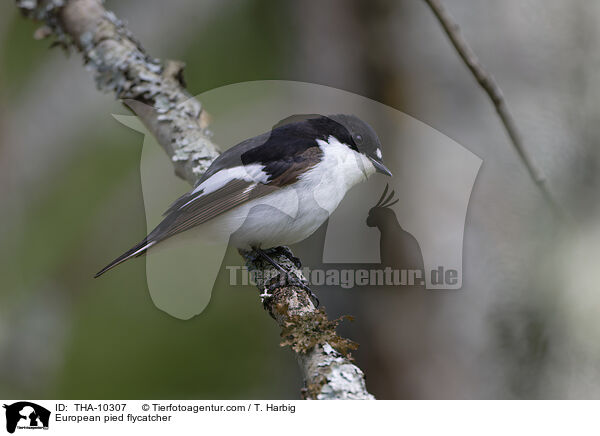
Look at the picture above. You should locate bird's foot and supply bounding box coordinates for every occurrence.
[259,290,273,305]
[263,246,302,269]
[302,283,320,308]
[265,272,319,308]
[255,247,319,308]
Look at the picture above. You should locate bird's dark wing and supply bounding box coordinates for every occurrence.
[157,144,323,238]
[164,118,329,215]
[155,179,276,239]
[94,179,274,278]
[95,139,323,277]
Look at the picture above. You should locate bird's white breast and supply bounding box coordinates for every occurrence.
[304,135,376,214]
[186,136,376,249]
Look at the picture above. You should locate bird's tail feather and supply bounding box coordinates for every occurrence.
[94,239,156,278]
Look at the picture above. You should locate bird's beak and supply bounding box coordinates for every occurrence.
[369,157,393,177]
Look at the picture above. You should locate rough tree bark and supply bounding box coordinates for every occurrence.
[16,0,374,399]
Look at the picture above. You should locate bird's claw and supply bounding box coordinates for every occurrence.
[265,246,302,269]
[263,272,319,308]
[255,247,319,308]
[259,290,273,304]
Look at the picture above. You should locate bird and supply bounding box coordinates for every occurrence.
[95,114,392,300]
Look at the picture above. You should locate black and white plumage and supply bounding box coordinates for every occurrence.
[95,114,391,277]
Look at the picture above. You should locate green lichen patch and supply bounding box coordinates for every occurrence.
[279,308,359,358]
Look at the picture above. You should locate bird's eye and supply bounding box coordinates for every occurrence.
[355,134,363,143]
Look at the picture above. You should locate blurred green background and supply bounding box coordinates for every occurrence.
[2,0,600,399]
[0,0,302,399]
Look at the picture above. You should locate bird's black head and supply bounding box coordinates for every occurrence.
[312,114,392,176]
[271,113,392,176]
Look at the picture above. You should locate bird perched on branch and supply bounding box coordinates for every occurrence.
[95,114,392,302]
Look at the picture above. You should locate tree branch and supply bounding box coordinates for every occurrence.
[423,0,564,218]
[16,0,373,399]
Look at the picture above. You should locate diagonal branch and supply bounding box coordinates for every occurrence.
[16,0,373,399]
[423,0,564,218]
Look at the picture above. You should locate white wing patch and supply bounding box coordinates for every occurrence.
[191,164,268,196]
[182,164,269,208]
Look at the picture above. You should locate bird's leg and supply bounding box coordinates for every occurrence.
[270,246,303,269]
[254,247,319,307]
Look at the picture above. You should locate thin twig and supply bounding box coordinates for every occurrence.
[423,0,564,218]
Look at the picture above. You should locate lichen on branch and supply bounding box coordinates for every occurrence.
[279,308,358,358]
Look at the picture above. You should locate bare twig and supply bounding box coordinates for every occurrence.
[423,0,563,218]
[16,0,373,399]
